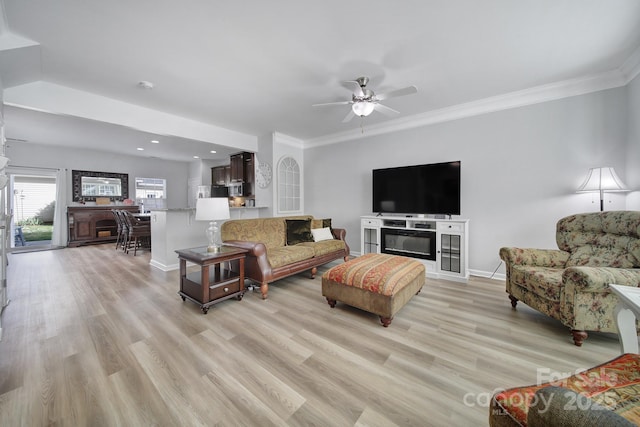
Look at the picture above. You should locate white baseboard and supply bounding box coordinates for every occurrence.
[469,269,505,281]
[149,259,179,272]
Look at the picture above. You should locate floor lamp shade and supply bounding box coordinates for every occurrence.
[576,167,629,211]
[195,198,230,252]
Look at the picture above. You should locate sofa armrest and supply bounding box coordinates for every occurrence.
[331,227,350,256]
[500,247,569,267]
[331,227,346,241]
[223,240,272,275]
[563,267,640,293]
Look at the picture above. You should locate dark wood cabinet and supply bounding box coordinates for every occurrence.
[244,153,254,187]
[218,152,255,197]
[230,152,255,183]
[68,206,139,247]
[230,153,245,182]
[212,166,228,185]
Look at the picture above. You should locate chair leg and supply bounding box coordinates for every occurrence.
[571,330,588,346]
[508,294,518,308]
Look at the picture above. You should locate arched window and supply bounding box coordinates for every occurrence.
[277,156,300,213]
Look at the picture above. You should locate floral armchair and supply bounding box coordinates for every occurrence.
[500,211,640,346]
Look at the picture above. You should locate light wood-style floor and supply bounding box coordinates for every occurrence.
[0,245,621,426]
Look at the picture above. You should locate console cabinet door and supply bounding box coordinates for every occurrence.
[74,215,94,240]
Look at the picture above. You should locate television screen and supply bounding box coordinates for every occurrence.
[372,161,461,215]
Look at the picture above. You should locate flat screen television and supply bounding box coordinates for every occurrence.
[372,161,461,215]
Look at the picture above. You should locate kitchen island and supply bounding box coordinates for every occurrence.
[149,206,266,271]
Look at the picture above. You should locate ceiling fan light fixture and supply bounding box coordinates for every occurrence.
[352,101,375,117]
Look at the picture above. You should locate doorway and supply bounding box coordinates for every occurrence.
[7,168,60,252]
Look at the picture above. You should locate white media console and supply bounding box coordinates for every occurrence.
[361,215,469,283]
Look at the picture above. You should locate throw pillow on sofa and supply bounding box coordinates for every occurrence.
[311,218,332,230]
[311,227,333,242]
[286,219,314,245]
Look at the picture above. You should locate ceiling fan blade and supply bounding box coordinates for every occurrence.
[342,109,356,123]
[312,101,351,107]
[375,85,417,101]
[374,103,400,116]
[343,80,365,97]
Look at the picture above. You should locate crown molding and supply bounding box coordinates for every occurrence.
[304,67,630,148]
[620,45,640,84]
[273,131,304,148]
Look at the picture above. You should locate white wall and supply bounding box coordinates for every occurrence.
[304,86,631,277]
[626,73,640,210]
[256,132,275,216]
[6,142,190,208]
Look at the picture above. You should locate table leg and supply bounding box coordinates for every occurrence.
[614,302,639,354]
[201,264,209,307]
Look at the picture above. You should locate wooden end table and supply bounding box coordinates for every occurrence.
[609,284,640,354]
[175,245,248,314]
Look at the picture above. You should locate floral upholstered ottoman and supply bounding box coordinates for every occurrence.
[490,353,640,426]
[321,253,425,327]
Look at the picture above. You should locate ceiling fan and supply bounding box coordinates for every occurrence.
[313,76,418,123]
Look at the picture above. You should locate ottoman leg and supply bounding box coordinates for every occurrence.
[260,282,269,300]
[310,267,317,279]
[380,316,393,327]
[326,297,337,308]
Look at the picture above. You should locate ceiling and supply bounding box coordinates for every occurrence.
[1,0,640,162]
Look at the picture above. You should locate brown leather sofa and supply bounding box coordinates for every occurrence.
[221,216,349,299]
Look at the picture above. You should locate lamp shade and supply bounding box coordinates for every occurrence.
[577,167,630,211]
[576,167,629,193]
[352,101,375,117]
[195,197,230,221]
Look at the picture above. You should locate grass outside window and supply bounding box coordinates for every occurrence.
[20,225,53,241]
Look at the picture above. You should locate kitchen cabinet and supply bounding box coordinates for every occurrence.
[212,166,229,185]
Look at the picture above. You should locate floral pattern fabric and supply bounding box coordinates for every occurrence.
[557,211,640,268]
[324,253,424,296]
[492,353,640,426]
[500,211,640,334]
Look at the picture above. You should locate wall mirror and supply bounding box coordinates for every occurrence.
[72,170,129,202]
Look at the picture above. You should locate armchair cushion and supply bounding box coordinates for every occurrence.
[557,211,640,268]
[511,267,564,301]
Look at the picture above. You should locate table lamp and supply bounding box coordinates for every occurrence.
[195,198,230,252]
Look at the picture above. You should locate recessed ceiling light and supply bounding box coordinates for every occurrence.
[193,155,199,159]
[137,147,144,151]
[210,150,217,154]
[151,139,159,144]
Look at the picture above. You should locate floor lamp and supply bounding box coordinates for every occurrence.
[576,167,629,211]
